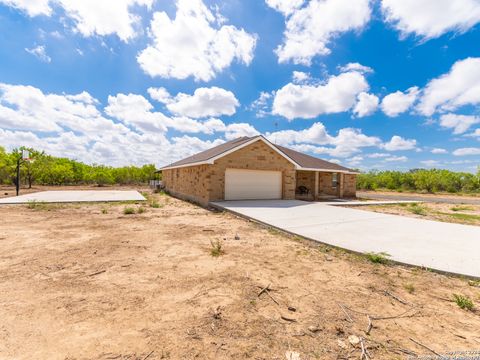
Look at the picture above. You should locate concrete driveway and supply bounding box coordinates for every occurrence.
[212,200,480,278]
[0,190,146,204]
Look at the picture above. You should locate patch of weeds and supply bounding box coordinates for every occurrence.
[123,207,135,215]
[404,283,415,294]
[452,294,474,311]
[468,279,480,288]
[26,200,51,211]
[137,207,146,214]
[450,205,475,212]
[210,239,225,257]
[155,189,167,195]
[365,251,391,264]
[101,208,108,214]
[442,212,480,222]
[407,203,427,216]
[149,199,162,208]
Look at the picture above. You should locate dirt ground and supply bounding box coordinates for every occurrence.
[357,202,480,226]
[0,187,480,359]
[358,190,480,199]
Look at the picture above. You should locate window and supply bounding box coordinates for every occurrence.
[332,173,338,188]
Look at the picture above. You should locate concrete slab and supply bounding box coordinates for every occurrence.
[0,190,146,204]
[212,200,480,278]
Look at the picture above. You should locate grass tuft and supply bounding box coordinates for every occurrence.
[137,207,146,214]
[407,203,427,216]
[452,294,474,311]
[365,252,391,264]
[123,207,135,215]
[403,283,415,294]
[210,240,225,257]
[450,205,474,212]
[101,208,108,214]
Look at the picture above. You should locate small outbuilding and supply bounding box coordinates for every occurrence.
[158,135,358,206]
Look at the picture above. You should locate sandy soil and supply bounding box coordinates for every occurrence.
[0,185,150,199]
[358,202,480,226]
[0,189,480,359]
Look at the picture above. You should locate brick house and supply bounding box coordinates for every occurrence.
[159,136,358,206]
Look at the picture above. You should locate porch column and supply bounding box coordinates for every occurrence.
[339,173,345,198]
[314,171,319,200]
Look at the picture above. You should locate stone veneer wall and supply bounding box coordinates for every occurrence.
[343,174,357,197]
[208,140,296,201]
[295,171,315,195]
[162,165,211,206]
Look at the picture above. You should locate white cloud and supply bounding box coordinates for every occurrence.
[2,0,153,41]
[383,155,408,162]
[58,0,153,41]
[367,152,390,158]
[25,45,51,63]
[165,87,239,118]
[431,148,447,154]
[383,135,417,151]
[417,57,480,116]
[272,70,369,120]
[292,71,310,83]
[439,113,480,134]
[339,62,373,74]
[147,87,172,104]
[249,91,273,118]
[224,123,259,140]
[466,128,480,138]
[0,0,51,16]
[353,92,379,117]
[381,86,419,117]
[269,0,371,64]
[421,159,440,167]
[381,0,480,40]
[137,0,257,81]
[453,147,480,156]
[264,0,304,16]
[266,122,381,158]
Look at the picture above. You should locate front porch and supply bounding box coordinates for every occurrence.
[295,170,355,201]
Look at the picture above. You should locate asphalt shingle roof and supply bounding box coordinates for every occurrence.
[159,136,355,172]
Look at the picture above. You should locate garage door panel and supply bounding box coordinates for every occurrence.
[225,168,282,200]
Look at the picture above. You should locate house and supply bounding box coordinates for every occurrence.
[158,135,358,206]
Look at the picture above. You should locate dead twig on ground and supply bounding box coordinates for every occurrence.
[384,290,408,305]
[258,283,280,306]
[366,315,373,335]
[258,283,271,297]
[337,302,354,323]
[409,338,442,357]
[360,337,370,360]
[142,350,154,360]
[87,269,106,277]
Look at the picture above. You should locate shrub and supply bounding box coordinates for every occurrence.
[453,294,474,311]
[123,207,135,215]
[210,240,224,257]
[404,283,415,294]
[101,208,108,214]
[137,207,146,214]
[365,252,390,264]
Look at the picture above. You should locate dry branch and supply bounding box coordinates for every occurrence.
[409,338,442,357]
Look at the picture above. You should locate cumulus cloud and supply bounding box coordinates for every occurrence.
[2,0,153,41]
[439,113,480,134]
[0,82,262,167]
[267,0,371,64]
[431,148,448,154]
[266,122,381,158]
[0,0,51,16]
[272,69,369,120]
[292,71,310,84]
[339,62,373,74]
[381,86,419,117]
[249,91,273,118]
[383,135,417,151]
[353,92,379,117]
[163,87,239,118]
[453,147,480,156]
[381,0,480,40]
[417,57,480,116]
[383,155,408,162]
[25,45,51,63]
[137,0,257,81]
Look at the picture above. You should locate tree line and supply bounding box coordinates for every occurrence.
[0,146,157,187]
[357,169,480,194]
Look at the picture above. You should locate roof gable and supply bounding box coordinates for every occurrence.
[159,136,356,173]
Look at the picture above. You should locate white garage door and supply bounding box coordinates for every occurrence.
[224,168,282,200]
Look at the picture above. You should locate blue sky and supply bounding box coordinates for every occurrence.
[0,0,479,172]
